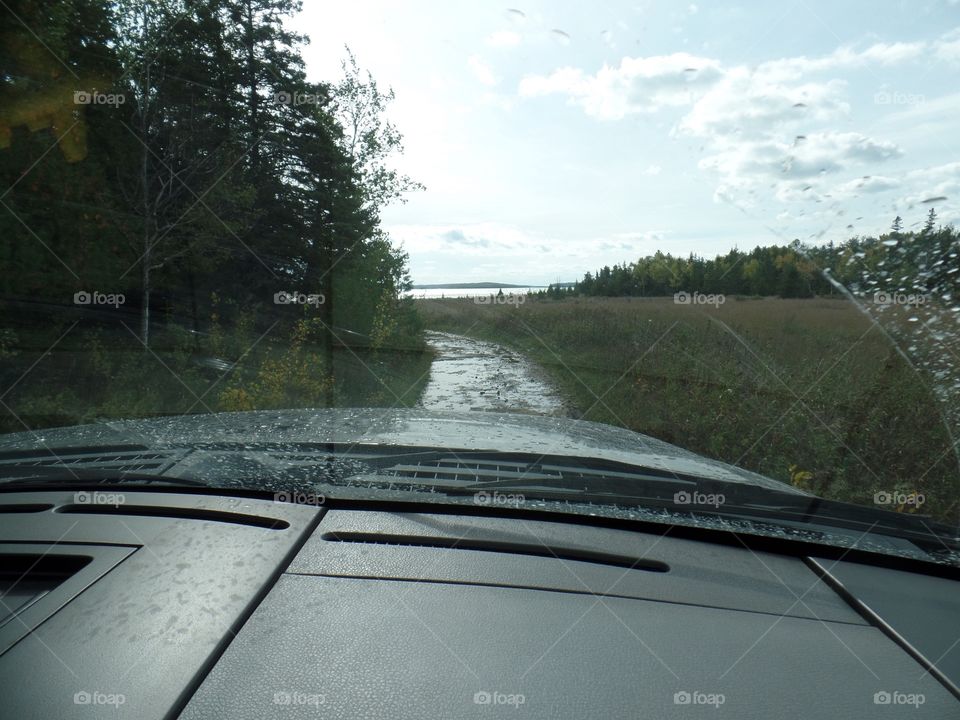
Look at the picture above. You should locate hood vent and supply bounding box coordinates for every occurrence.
[0,445,185,478]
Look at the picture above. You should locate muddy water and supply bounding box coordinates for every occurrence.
[418,331,569,416]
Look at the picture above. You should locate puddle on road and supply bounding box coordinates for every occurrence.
[419,331,569,416]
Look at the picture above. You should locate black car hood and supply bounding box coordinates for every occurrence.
[0,408,802,494]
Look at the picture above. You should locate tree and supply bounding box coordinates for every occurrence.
[331,47,424,214]
[922,207,937,235]
[0,0,129,301]
[114,0,257,346]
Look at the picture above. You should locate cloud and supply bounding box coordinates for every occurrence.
[512,27,958,241]
[389,223,533,255]
[387,223,568,284]
[520,30,956,126]
[468,55,497,86]
[642,164,662,176]
[668,42,928,210]
[700,132,902,206]
[519,53,722,119]
[754,40,927,83]
[679,72,849,137]
[936,37,960,63]
[487,30,521,48]
[516,35,938,124]
[831,175,901,197]
[518,42,906,211]
[439,229,491,248]
[898,161,960,207]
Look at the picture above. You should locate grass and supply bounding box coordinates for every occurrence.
[0,317,434,434]
[417,295,960,523]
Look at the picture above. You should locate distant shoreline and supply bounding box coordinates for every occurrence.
[411,282,539,290]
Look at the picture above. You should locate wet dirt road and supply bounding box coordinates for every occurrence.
[418,331,569,416]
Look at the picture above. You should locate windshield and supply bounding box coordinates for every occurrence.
[0,1,958,560]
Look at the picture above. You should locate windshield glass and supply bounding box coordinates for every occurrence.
[1,0,958,559]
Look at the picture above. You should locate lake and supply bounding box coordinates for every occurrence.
[405,286,543,299]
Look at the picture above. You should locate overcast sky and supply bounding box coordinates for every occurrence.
[295,1,960,285]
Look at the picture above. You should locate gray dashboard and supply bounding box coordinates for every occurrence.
[0,492,957,719]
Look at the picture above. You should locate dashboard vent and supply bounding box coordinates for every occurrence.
[0,504,54,513]
[57,503,290,530]
[0,553,91,629]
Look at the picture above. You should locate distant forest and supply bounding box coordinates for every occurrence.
[547,212,959,301]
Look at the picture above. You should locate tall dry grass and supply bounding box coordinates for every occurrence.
[418,296,958,522]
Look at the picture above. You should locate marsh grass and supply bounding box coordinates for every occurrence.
[418,296,959,522]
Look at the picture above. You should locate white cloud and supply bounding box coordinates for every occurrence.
[518,36,926,215]
[487,30,521,48]
[642,164,662,176]
[519,53,722,119]
[936,37,960,63]
[793,132,901,170]
[516,35,935,124]
[679,71,849,137]
[665,39,942,212]
[755,40,927,83]
[468,55,498,86]
[521,30,956,127]
[831,175,901,197]
[700,132,902,206]
[388,222,534,255]
[898,161,960,206]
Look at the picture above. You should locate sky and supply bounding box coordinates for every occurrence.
[294,0,960,285]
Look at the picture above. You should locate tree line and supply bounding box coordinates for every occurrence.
[559,210,959,302]
[0,0,422,353]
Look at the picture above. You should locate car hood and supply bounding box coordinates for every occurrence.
[0,408,802,494]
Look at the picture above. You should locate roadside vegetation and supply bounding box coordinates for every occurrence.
[419,237,960,523]
[0,0,431,431]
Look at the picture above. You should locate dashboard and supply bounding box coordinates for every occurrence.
[0,490,957,718]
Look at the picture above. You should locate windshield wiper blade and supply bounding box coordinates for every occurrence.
[363,474,958,552]
[0,466,208,487]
